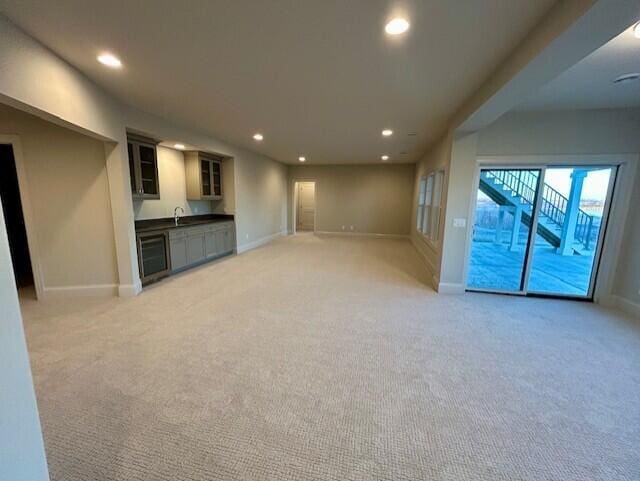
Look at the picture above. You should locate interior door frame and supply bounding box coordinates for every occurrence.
[291,179,317,235]
[465,154,637,302]
[0,135,44,300]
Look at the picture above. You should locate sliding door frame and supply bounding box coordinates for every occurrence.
[466,155,637,303]
[466,166,544,296]
[520,166,546,296]
[526,165,618,300]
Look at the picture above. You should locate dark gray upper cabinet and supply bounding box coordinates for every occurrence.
[185,151,223,201]
[128,134,160,200]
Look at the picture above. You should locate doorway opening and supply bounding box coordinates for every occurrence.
[0,144,35,296]
[293,181,316,233]
[467,165,617,299]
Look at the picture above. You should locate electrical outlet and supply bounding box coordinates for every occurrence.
[342,225,345,230]
[245,234,249,240]
[350,225,354,231]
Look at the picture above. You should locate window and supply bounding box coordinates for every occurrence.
[417,176,427,230]
[416,170,444,243]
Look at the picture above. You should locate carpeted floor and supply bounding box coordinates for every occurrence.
[22,234,640,481]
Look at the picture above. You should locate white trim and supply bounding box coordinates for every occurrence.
[477,154,636,166]
[316,231,409,240]
[0,135,45,300]
[601,295,640,319]
[437,282,465,295]
[463,156,637,301]
[593,159,638,302]
[292,179,317,234]
[236,230,285,254]
[118,279,142,297]
[40,284,118,299]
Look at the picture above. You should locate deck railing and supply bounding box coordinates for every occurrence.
[483,170,593,250]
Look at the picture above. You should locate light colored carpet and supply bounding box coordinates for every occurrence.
[22,234,640,481]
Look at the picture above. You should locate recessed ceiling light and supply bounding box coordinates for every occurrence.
[298,156,306,162]
[381,155,390,161]
[174,143,185,150]
[382,129,393,137]
[613,73,640,84]
[385,18,410,35]
[633,22,640,38]
[253,133,264,141]
[97,53,122,68]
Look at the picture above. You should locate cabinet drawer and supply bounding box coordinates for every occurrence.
[186,225,207,236]
[169,229,187,240]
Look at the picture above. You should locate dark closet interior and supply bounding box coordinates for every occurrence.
[0,144,34,289]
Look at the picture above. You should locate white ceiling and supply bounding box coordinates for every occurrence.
[516,25,640,111]
[0,0,557,164]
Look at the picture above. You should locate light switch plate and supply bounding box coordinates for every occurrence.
[453,218,466,228]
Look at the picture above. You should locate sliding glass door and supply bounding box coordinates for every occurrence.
[467,165,616,299]
[467,169,540,293]
[527,167,615,297]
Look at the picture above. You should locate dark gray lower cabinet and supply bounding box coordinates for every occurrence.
[169,222,235,273]
[186,233,206,264]
[169,236,188,271]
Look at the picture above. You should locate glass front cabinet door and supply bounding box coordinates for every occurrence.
[127,134,160,200]
[185,151,224,201]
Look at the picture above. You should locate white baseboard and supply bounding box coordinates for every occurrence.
[315,231,409,239]
[118,279,142,298]
[437,282,466,295]
[601,294,640,318]
[41,284,118,299]
[237,231,285,254]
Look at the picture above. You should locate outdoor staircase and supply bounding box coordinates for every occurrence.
[479,170,594,255]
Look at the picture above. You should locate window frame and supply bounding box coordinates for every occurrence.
[416,169,445,246]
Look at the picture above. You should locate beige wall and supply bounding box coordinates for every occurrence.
[477,109,640,308]
[477,109,640,155]
[0,103,119,294]
[614,179,640,308]
[133,146,217,220]
[0,17,291,293]
[127,138,283,251]
[428,108,640,301]
[438,132,479,291]
[288,164,415,236]
[235,153,287,248]
[410,133,453,286]
[413,0,640,298]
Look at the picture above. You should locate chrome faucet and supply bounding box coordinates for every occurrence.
[174,206,185,226]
